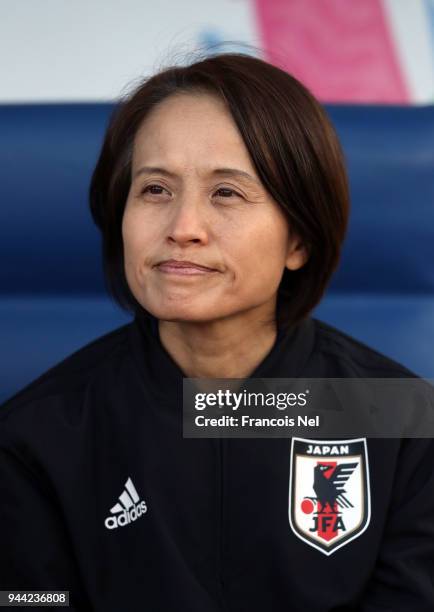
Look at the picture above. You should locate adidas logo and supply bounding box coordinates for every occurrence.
[104,477,147,530]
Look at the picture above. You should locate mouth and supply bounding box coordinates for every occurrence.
[154,259,219,276]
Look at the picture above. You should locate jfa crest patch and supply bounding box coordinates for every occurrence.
[289,438,371,555]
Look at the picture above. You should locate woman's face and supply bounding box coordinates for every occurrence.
[122,93,306,324]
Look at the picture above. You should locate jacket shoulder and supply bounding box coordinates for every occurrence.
[312,318,418,378]
[0,322,133,419]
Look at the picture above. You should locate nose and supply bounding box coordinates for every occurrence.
[166,191,209,246]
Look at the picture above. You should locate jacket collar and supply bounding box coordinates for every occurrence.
[128,310,317,402]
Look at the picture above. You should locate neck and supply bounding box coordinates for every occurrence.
[157,309,278,379]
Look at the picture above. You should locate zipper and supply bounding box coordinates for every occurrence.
[217,437,230,611]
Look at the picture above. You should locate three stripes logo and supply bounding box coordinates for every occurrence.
[104,477,148,530]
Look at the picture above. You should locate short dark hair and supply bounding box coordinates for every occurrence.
[89,52,349,332]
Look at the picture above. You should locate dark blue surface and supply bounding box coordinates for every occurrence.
[1,103,434,402]
[326,105,434,294]
[0,104,113,294]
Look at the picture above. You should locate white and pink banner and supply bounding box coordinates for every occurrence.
[1,0,433,104]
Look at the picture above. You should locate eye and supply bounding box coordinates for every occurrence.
[213,187,242,199]
[141,184,170,196]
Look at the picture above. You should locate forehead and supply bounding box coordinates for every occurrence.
[131,93,256,174]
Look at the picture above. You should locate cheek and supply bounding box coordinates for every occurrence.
[122,209,152,292]
[121,205,135,252]
[122,206,152,263]
[230,217,289,283]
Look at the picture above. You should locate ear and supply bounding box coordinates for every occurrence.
[285,235,309,271]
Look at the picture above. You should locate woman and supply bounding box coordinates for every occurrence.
[0,52,433,611]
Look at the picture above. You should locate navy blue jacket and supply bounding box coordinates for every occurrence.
[1,313,433,611]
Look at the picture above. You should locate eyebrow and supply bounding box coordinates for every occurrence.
[132,165,259,184]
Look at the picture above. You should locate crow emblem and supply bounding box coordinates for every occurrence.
[313,462,358,513]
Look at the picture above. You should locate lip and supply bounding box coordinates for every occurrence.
[154,259,219,275]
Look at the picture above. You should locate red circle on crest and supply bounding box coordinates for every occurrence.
[301,499,314,514]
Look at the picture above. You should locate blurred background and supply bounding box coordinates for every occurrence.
[1,0,434,402]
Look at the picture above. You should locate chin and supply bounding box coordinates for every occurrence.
[157,311,222,324]
[143,300,219,323]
